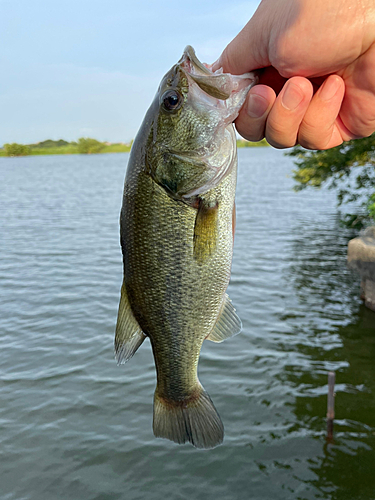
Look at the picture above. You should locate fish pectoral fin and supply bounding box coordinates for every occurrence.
[206,293,242,343]
[115,282,146,364]
[193,199,218,263]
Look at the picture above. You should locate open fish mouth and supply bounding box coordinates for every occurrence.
[179,45,258,113]
[166,46,258,198]
[179,45,212,76]
[149,45,258,201]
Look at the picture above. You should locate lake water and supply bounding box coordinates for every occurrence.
[0,148,374,500]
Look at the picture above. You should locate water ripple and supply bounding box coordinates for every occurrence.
[0,150,374,500]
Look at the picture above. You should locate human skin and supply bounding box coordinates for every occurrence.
[213,0,375,150]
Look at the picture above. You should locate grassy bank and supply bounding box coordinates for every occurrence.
[237,138,269,148]
[0,138,132,157]
[0,137,268,157]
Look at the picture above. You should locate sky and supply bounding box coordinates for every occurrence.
[0,0,260,145]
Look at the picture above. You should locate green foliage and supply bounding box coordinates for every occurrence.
[77,137,105,154]
[0,138,134,157]
[369,193,375,220]
[4,143,31,156]
[29,139,70,149]
[288,135,375,228]
[29,144,80,155]
[237,138,269,148]
[1,139,79,156]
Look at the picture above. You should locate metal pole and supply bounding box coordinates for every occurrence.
[326,371,335,441]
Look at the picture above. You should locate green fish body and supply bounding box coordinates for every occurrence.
[115,47,256,448]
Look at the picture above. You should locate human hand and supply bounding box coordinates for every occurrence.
[213,0,375,149]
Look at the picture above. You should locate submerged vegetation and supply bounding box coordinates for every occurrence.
[0,137,267,158]
[0,138,133,157]
[289,134,375,228]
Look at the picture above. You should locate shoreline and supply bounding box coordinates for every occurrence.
[0,138,269,158]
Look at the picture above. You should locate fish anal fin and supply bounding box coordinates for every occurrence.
[193,200,218,263]
[115,282,146,364]
[206,293,242,343]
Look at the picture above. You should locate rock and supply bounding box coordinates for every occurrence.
[347,227,375,312]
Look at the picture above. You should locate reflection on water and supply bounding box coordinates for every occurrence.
[294,308,375,500]
[0,149,374,500]
[277,216,375,499]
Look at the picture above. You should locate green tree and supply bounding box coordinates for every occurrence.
[288,135,375,229]
[4,143,31,156]
[77,137,105,154]
[31,139,69,149]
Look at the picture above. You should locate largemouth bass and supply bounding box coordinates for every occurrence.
[115,46,256,449]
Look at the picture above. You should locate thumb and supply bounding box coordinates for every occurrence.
[212,6,272,74]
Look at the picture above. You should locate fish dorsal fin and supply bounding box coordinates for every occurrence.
[206,294,242,343]
[115,282,146,364]
[193,199,219,264]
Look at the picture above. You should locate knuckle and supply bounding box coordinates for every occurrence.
[298,108,338,149]
[341,96,375,139]
[266,123,297,148]
[269,36,300,78]
[298,124,344,150]
[353,118,375,138]
[298,137,326,150]
[266,120,296,147]
[299,133,330,150]
[298,124,328,150]
[267,137,296,149]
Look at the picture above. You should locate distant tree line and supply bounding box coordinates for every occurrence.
[3,143,31,156]
[1,138,269,157]
[0,138,133,157]
[237,138,269,148]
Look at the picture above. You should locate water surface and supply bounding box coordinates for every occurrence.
[0,149,374,500]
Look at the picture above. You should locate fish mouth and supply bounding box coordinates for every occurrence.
[179,45,212,76]
[168,46,258,199]
[151,46,258,201]
[179,45,257,103]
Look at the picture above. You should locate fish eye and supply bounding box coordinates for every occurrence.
[162,90,182,112]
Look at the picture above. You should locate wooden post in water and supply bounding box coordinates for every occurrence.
[326,371,335,441]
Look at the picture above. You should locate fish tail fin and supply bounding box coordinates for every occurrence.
[153,384,224,449]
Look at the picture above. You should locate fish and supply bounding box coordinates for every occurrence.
[115,46,256,449]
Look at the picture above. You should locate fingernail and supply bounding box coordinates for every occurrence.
[247,93,269,118]
[320,76,340,101]
[281,82,304,111]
